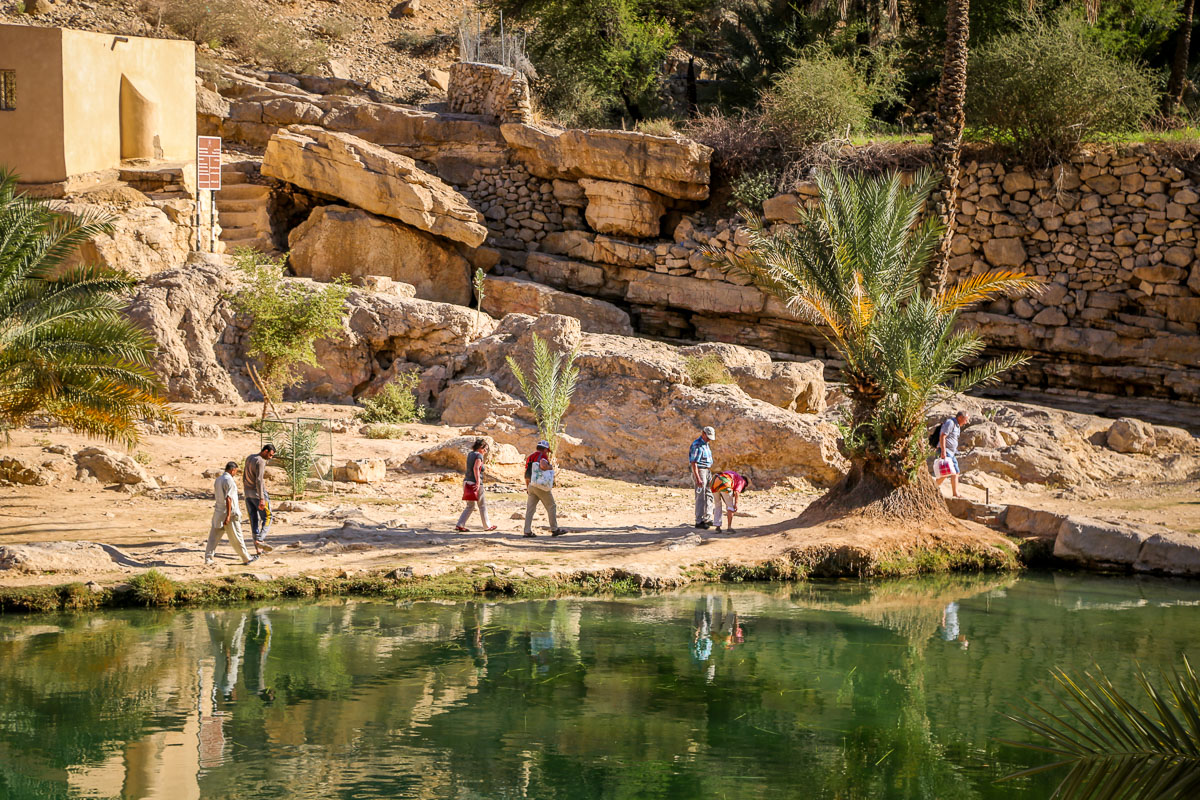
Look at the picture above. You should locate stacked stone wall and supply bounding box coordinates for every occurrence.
[447,62,534,124]
[520,145,1200,406]
[460,162,568,252]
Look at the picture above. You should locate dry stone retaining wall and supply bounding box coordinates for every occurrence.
[447,62,534,124]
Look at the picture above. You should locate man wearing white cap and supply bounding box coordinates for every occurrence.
[689,426,716,529]
[523,439,563,537]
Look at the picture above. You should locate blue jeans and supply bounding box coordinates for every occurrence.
[947,454,960,474]
[246,495,271,543]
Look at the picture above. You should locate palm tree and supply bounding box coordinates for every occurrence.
[506,333,579,453]
[1003,658,1200,799]
[0,169,174,446]
[709,168,1037,520]
[1163,0,1195,118]
[927,0,970,294]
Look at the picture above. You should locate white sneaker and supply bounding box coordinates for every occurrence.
[204,557,214,566]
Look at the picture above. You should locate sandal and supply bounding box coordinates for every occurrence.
[455,526,469,532]
[485,525,498,531]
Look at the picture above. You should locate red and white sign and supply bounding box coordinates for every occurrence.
[197,136,222,191]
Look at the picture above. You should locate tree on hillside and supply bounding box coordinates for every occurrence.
[1164,0,1196,117]
[488,0,679,122]
[708,168,1038,521]
[228,249,351,419]
[926,0,969,293]
[0,169,175,447]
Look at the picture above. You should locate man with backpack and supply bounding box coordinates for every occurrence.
[523,440,563,537]
[932,411,969,498]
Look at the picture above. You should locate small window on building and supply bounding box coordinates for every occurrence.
[0,71,14,111]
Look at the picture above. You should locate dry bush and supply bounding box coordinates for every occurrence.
[315,15,355,41]
[141,0,327,73]
[634,118,679,137]
[684,354,736,387]
[683,110,788,180]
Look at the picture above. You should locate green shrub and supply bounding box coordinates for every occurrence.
[761,50,876,147]
[534,69,615,129]
[260,419,326,496]
[253,28,328,73]
[315,15,355,41]
[130,570,177,607]
[363,423,406,440]
[60,583,103,611]
[684,354,736,387]
[729,169,779,211]
[229,248,350,411]
[967,11,1160,163]
[356,373,425,425]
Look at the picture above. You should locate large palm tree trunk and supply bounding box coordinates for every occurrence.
[1164,0,1195,118]
[800,457,951,523]
[926,0,970,294]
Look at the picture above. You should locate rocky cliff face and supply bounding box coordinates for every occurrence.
[194,62,1200,411]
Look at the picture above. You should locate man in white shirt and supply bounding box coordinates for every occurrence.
[935,411,969,498]
[206,461,257,566]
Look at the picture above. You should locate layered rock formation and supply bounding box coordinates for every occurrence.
[261,125,487,246]
[289,205,474,305]
[499,124,712,201]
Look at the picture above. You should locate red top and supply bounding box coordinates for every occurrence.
[525,449,549,479]
[722,471,748,493]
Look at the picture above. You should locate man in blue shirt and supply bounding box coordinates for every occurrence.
[689,426,716,529]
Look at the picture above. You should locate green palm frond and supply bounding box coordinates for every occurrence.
[0,167,174,445]
[1001,659,1200,800]
[706,165,1036,477]
[507,333,580,453]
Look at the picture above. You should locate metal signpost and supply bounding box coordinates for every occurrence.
[196,135,222,252]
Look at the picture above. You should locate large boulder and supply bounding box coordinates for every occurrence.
[578,179,667,238]
[1053,516,1152,567]
[500,123,712,201]
[481,276,634,335]
[439,378,525,427]
[66,203,194,278]
[943,400,1195,490]
[128,257,496,404]
[0,542,124,574]
[300,287,496,402]
[462,314,845,486]
[261,125,487,246]
[125,254,245,404]
[680,343,825,413]
[1106,417,1155,454]
[74,447,158,490]
[0,455,65,487]
[404,435,496,472]
[289,205,473,305]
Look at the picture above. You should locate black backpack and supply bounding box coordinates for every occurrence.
[928,423,943,448]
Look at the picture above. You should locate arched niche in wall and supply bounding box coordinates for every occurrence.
[119,74,163,160]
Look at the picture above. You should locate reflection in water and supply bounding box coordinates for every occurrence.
[1,574,1199,799]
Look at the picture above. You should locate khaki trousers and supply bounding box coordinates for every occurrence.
[206,517,252,563]
[524,485,558,533]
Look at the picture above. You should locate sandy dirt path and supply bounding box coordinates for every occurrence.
[2,405,1196,589]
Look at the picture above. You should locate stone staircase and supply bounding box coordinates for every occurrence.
[216,161,277,254]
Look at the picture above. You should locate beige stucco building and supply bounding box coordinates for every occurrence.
[0,24,196,185]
